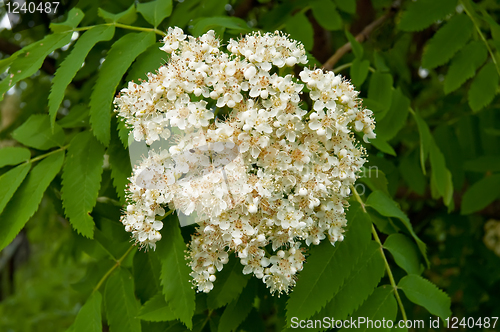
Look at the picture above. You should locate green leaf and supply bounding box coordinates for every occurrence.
[70,291,103,332]
[468,62,499,112]
[398,274,451,320]
[207,256,250,309]
[285,13,314,51]
[0,163,31,215]
[192,17,250,37]
[0,32,72,100]
[375,88,410,141]
[317,241,385,322]
[366,190,429,267]
[137,0,173,27]
[218,281,256,332]
[350,58,370,86]
[339,286,397,332]
[134,251,161,302]
[0,150,64,251]
[286,201,371,321]
[158,218,196,329]
[0,147,30,168]
[138,293,177,322]
[399,152,426,195]
[398,0,457,32]
[384,233,422,275]
[359,167,389,196]
[89,31,155,145]
[464,155,500,172]
[444,41,488,94]
[429,142,454,207]
[422,14,473,69]
[105,268,142,332]
[334,0,356,13]
[126,43,168,82]
[109,126,132,204]
[311,0,342,31]
[461,173,500,214]
[367,72,393,118]
[12,114,65,150]
[370,138,396,156]
[57,104,90,128]
[345,30,363,59]
[49,25,115,126]
[98,4,137,24]
[62,132,105,238]
[413,112,432,175]
[49,8,84,33]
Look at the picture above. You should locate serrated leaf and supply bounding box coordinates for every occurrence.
[0,147,30,168]
[192,17,250,37]
[468,62,499,112]
[317,241,385,323]
[89,31,155,145]
[422,14,473,69]
[413,112,432,175]
[49,25,115,126]
[50,8,84,33]
[367,72,393,119]
[158,217,196,329]
[62,132,105,238]
[399,152,426,195]
[109,125,132,204]
[286,201,371,321]
[0,163,31,215]
[339,285,397,332]
[334,0,355,13]
[311,0,342,31]
[98,4,137,24]
[218,281,256,332]
[398,274,451,320]
[399,0,457,32]
[12,114,65,150]
[0,151,64,251]
[429,142,454,207]
[70,291,102,332]
[207,255,250,309]
[370,138,396,156]
[134,251,161,302]
[444,41,487,94]
[138,293,177,322]
[57,104,90,128]
[350,58,370,86]
[366,190,429,267]
[384,233,422,275]
[285,13,314,51]
[359,167,389,195]
[137,0,173,27]
[105,268,142,332]
[126,43,168,82]
[346,30,363,59]
[0,32,72,100]
[375,88,410,141]
[461,173,500,214]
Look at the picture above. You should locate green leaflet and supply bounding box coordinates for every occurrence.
[333,0,355,14]
[413,112,432,175]
[375,88,410,141]
[138,293,177,322]
[398,274,451,321]
[218,281,256,332]
[339,285,397,332]
[461,173,500,215]
[49,25,116,126]
[314,241,385,327]
[49,8,84,33]
[366,72,393,119]
[105,268,142,332]
[350,58,370,86]
[285,13,314,51]
[157,217,196,329]
[0,163,31,215]
[345,30,363,59]
[126,43,168,82]
[98,4,137,24]
[286,201,371,321]
[0,147,30,168]
[192,17,250,37]
[429,142,454,208]
[0,151,64,251]
[370,138,396,156]
[399,151,426,195]
[137,0,173,27]
[57,104,90,128]
[69,291,102,332]
[134,246,161,303]
[398,0,457,32]
[12,114,65,150]
[108,125,132,204]
[464,155,500,172]
[0,32,72,101]
[365,190,429,267]
[444,41,487,94]
[207,255,250,309]
[468,62,500,112]
[421,14,473,69]
[359,167,389,196]
[62,132,105,238]
[311,0,342,31]
[89,31,155,146]
[383,233,422,275]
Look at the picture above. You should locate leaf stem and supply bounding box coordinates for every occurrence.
[92,245,135,293]
[156,209,174,221]
[26,145,69,164]
[350,185,408,322]
[73,23,166,37]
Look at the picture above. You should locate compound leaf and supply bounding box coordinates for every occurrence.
[444,41,487,94]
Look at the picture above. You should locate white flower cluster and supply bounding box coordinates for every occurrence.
[484,219,500,257]
[114,27,376,295]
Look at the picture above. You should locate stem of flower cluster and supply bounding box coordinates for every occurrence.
[350,185,408,322]
[93,245,136,293]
